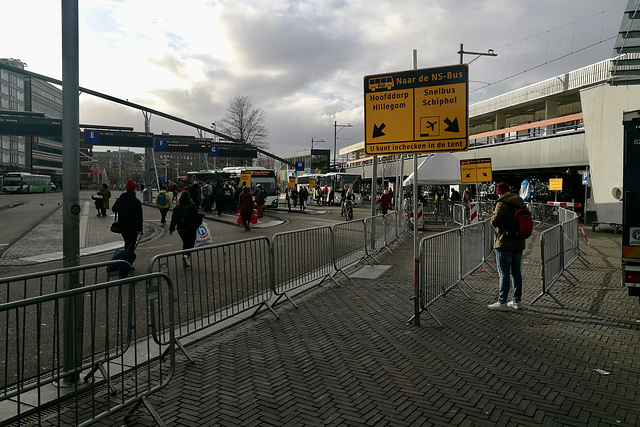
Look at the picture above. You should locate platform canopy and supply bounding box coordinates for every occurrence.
[402,152,461,186]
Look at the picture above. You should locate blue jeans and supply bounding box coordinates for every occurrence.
[495,248,523,303]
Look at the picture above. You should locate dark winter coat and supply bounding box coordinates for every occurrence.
[491,193,526,252]
[111,191,143,233]
[169,201,202,233]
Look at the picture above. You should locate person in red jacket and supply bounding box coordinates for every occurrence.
[377,189,392,215]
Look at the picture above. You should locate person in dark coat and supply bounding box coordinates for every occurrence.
[95,183,111,217]
[237,186,255,231]
[169,191,202,267]
[111,180,143,251]
[215,181,225,216]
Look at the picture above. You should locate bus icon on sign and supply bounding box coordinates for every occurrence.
[368,76,394,91]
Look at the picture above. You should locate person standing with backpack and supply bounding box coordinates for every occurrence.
[155,185,172,226]
[488,182,528,311]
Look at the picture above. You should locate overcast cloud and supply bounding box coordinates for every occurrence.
[2,0,627,156]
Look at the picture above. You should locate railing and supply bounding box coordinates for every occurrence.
[147,237,274,363]
[272,226,338,307]
[0,272,175,427]
[414,219,495,326]
[532,210,582,308]
[414,228,463,327]
[0,260,133,303]
[332,219,370,278]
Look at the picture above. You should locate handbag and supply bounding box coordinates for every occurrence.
[236,212,243,227]
[250,210,258,224]
[110,213,120,233]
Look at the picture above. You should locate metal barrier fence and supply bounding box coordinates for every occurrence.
[1,261,137,398]
[147,237,274,363]
[452,203,467,226]
[413,228,464,327]
[272,226,338,307]
[0,260,133,304]
[535,224,565,307]
[0,272,175,426]
[563,216,580,270]
[460,221,489,290]
[364,215,388,263]
[332,219,370,278]
[532,210,582,308]
[420,200,455,224]
[383,211,399,248]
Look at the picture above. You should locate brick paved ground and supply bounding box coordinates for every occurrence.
[26,226,640,426]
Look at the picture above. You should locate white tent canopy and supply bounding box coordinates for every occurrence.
[402,153,461,186]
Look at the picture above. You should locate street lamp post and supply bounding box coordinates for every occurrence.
[333,121,352,169]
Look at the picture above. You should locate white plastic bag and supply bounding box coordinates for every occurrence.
[195,222,212,246]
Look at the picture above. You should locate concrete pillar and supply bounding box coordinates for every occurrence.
[494,113,506,143]
[545,99,558,136]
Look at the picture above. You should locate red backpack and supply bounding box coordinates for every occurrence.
[501,202,533,240]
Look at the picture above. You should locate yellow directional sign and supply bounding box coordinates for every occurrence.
[460,158,493,183]
[364,64,468,156]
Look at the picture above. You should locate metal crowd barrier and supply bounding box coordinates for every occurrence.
[147,237,274,363]
[364,215,391,263]
[459,220,493,290]
[383,211,399,248]
[534,224,565,307]
[0,272,175,427]
[272,226,338,307]
[412,228,464,327]
[452,203,468,226]
[0,261,138,401]
[532,210,582,308]
[0,260,133,304]
[332,219,370,279]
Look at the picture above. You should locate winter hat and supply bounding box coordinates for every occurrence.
[125,180,137,192]
[496,182,511,195]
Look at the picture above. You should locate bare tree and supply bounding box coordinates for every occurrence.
[218,95,269,150]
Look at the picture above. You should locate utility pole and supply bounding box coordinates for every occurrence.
[333,121,352,169]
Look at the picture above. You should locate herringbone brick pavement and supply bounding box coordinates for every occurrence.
[92,228,639,426]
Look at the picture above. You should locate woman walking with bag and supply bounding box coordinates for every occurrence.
[170,191,202,267]
[237,186,255,231]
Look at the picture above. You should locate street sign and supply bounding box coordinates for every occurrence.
[460,158,492,183]
[364,64,468,155]
[582,172,589,185]
[0,116,62,137]
[295,161,305,171]
[84,130,153,147]
[549,178,563,191]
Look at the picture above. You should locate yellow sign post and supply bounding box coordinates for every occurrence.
[364,64,468,156]
[460,158,493,183]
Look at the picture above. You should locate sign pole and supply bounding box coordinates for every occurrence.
[412,49,420,326]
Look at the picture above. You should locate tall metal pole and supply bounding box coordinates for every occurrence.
[142,112,153,202]
[61,0,82,384]
[412,49,420,326]
[333,121,337,168]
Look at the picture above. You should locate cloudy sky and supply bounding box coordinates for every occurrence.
[3,0,627,158]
